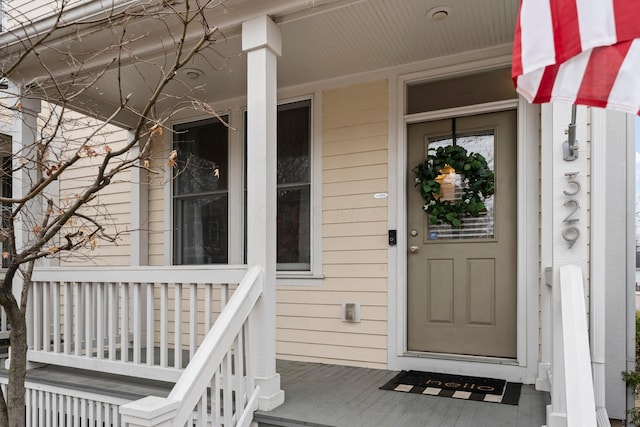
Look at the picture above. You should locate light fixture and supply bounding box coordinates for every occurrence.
[182,68,204,80]
[427,6,452,21]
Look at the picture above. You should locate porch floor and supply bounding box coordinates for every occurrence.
[255,359,550,427]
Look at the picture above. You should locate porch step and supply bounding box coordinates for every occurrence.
[255,413,335,427]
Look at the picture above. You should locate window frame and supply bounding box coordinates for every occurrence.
[167,94,322,281]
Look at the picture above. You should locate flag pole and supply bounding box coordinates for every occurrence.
[564,105,578,161]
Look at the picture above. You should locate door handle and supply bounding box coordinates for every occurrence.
[409,245,420,253]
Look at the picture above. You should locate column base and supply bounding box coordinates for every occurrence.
[256,373,285,411]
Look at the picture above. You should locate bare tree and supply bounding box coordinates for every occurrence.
[0,1,226,424]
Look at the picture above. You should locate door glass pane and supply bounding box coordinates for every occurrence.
[174,195,228,264]
[425,130,495,240]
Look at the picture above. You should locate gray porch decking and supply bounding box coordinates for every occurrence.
[255,360,550,427]
[0,359,550,427]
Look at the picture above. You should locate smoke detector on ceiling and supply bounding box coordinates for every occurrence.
[427,6,452,21]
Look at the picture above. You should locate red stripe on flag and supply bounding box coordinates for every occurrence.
[512,2,524,82]
[550,0,582,64]
[575,42,632,108]
[613,0,640,42]
[534,64,561,103]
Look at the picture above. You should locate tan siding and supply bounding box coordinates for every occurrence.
[56,110,131,266]
[148,135,168,266]
[276,79,389,369]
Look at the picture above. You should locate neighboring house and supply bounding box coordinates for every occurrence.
[0,1,635,426]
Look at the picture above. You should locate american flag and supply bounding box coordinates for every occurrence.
[512,0,640,115]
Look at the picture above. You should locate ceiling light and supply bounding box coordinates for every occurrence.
[182,68,204,80]
[427,6,452,21]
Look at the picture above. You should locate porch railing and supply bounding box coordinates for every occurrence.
[27,265,249,382]
[0,376,131,426]
[546,264,596,427]
[120,265,263,427]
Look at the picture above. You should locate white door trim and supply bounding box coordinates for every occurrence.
[388,65,540,383]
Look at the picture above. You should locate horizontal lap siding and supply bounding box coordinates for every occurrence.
[276,79,389,369]
[58,112,130,266]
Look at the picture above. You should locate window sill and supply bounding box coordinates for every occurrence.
[276,272,324,287]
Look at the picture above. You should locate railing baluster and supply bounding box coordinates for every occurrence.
[190,283,197,359]
[205,283,212,332]
[236,328,246,412]
[121,283,129,363]
[109,283,118,361]
[223,352,233,427]
[84,282,93,357]
[96,282,105,360]
[214,370,221,427]
[73,283,81,356]
[53,281,60,354]
[160,283,168,368]
[174,283,182,369]
[64,282,72,355]
[133,282,141,365]
[146,283,154,366]
[33,281,41,351]
[42,281,50,352]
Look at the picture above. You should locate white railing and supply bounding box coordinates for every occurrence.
[545,264,596,427]
[0,376,131,426]
[27,265,249,382]
[120,265,263,427]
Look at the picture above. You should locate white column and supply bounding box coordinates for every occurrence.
[130,130,149,266]
[543,103,591,427]
[242,15,285,410]
[8,83,41,351]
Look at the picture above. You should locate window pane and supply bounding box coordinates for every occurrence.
[174,196,228,264]
[277,101,310,185]
[277,187,310,269]
[426,131,495,240]
[174,119,228,195]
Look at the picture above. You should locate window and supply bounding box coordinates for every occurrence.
[0,134,11,268]
[276,100,311,270]
[172,118,229,265]
[244,99,312,271]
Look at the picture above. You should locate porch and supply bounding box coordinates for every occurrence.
[0,359,550,427]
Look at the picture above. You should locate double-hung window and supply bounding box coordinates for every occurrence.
[172,98,314,273]
[172,117,229,265]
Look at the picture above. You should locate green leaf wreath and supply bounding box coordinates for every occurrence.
[413,145,494,228]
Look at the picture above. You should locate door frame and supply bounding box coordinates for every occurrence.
[388,62,540,383]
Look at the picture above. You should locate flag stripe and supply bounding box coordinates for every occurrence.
[550,0,581,64]
[513,0,640,116]
[575,43,631,108]
[613,0,640,42]
[576,0,616,50]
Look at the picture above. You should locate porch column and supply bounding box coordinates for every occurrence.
[8,82,42,348]
[130,130,149,266]
[542,103,594,426]
[242,15,285,410]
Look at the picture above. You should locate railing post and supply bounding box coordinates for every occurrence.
[120,396,178,427]
[242,15,285,411]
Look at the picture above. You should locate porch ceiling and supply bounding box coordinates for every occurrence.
[2,0,518,127]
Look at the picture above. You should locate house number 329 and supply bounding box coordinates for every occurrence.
[562,172,580,249]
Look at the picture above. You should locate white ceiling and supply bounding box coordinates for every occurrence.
[4,0,519,127]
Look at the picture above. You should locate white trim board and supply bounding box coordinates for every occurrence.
[388,60,540,384]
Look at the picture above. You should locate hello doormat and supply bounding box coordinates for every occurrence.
[380,370,522,405]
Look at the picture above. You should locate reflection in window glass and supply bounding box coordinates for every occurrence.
[426,131,495,240]
[173,118,228,264]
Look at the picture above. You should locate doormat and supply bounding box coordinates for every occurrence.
[380,370,522,405]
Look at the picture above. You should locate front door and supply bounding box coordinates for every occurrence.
[407,110,517,358]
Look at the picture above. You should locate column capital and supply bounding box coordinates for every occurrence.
[242,15,282,56]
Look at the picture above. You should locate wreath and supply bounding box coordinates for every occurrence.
[413,145,494,228]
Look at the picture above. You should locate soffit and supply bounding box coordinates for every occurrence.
[3,0,519,127]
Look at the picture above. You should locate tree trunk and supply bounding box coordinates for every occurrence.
[6,306,27,427]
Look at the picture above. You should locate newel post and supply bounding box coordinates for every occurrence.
[242,15,285,410]
[120,396,178,427]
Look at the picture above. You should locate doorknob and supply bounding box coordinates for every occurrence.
[409,245,420,253]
